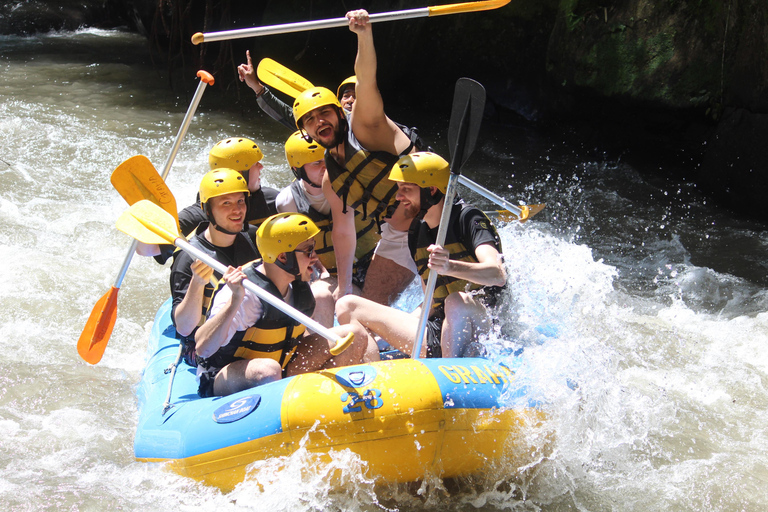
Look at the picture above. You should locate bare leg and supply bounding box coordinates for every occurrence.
[336,295,429,357]
[311,274,363,328]
[213,358,282,396]
[362,255,415,305]
[285,322,369,376]
[310,278,335,328]
[440,291,491,358]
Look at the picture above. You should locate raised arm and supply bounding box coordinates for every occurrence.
[238,50,295,130]
[322,171,357,300]
[346,10,412,155]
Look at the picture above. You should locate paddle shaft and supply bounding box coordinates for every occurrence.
[412,174,461,359]
[173,238,343,346]
[109,72,212,290]
[458,175,525,217]
[192,0,509,44]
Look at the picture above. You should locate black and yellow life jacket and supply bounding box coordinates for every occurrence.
[201,261,316,370]
[408,201,502,313]
[324,138,402,223]
[179,223,260,328]
[288,180,379,276]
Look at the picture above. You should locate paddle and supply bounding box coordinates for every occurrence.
[485,206,546,222]
[459,175,545,222]
[116,200,354,356]
[192,0,511,44]
[256,58,314,99]
[412,78,485,359]
[77,70,214,365]
[110,155,178,223]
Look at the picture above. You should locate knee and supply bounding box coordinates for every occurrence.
[311,279,333,301]
[335,295,361,323]
[444,291,479,315]
[248,358,282,383]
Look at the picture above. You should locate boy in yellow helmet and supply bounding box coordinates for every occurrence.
[195,213,372,397]
[336,152,507,358]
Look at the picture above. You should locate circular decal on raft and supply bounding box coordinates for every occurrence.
[212,394,261,424]
[334,366,377,388]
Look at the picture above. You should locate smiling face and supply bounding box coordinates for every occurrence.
[395,182,422,219]
[300,106,345,149]
[209,191,247,233]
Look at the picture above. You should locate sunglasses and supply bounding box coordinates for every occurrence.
[294,242,316,257]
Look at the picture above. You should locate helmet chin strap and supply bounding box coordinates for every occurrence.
[275,252,301,278]
[296,167,321,189]
[416,187,444,220]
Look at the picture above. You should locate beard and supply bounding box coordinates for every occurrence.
[314,119,346,149]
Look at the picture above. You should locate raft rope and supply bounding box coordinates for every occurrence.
[162,345,184,415]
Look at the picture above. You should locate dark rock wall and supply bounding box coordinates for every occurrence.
[3,0,766,221]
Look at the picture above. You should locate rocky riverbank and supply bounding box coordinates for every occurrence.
[2,0,765,221]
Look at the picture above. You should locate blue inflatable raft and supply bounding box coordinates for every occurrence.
[134,298,543,491]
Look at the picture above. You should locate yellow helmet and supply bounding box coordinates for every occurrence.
[199,168,250,205]
[257,212,320,264]
[336,75,357,98]
[208,137,263,171]
[388,152,450,193]
[293,87,341,129]
[285,130,325,169]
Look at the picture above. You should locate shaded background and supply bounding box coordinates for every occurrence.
[2,0,766,222]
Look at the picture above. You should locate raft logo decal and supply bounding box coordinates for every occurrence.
[438,363,515,385]
[212,394,261,424]
[341,389,383,414]
[334,366,377,388]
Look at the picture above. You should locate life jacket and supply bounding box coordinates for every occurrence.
[408,201,502,313]
[178,223,260,328]
[200,261,316,370]
[288,180,379,276]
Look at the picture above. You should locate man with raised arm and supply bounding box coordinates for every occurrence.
[291,9,422,306]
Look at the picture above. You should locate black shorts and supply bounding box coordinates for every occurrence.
[197,368,220,398]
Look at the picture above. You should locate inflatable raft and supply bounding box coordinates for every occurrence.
[134,298,544,491]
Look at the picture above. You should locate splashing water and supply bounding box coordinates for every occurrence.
[1,28,767,511]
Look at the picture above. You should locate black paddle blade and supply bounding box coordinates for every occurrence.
[447,77,486,175]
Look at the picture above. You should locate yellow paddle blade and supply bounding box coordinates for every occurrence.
[256,58,314,99]
[116,200,182,246]
[110,155,178,218]
[487,204,546,222]
[429,0,511,16]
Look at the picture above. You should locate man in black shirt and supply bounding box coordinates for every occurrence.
[336,152,506,358]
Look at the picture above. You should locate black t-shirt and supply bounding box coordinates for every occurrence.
[409,199,502,261]
[169,222,260,326]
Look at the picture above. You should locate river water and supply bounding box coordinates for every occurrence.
[1,28,767,511]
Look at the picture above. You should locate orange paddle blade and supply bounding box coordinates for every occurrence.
[77,286,119,364]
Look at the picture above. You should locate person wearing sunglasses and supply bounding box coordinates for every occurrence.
[194,212,374,397]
